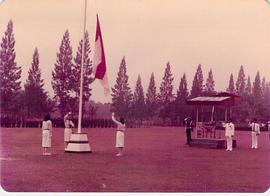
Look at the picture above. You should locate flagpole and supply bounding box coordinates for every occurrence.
[65,0,91,152]
[78,0,87,133]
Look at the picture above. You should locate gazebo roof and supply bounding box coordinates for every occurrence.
[186,92,241,106]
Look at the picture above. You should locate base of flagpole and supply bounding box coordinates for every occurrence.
[65,132,92,153]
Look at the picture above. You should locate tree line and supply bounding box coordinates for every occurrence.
[1,20,269,127]
[111,58,270,126]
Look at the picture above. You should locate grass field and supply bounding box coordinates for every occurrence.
[0,127,269,192]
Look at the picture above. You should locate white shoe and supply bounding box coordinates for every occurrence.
[116,153,123,157]
[229,149,232,151]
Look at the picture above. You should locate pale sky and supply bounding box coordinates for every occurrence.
[0,0,270,103]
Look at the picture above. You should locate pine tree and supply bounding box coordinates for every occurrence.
[245,76,252,95]
[226,74,235,93]
[175,73,189,123]
[111,57,132,118]
[158,62,174,104]
[0,20,22,115]
[176,73,189,102]
[205,69,215,95]
[263,82,270,119]
[261,77,266,96]
[253,72,262,101]
[145,72,158,119]
[250,72,263,118]
[24,48,51,117]
[73,31,93,116]
[132,75,145,120]
[158,62,174,123]
[145,72,158,120]
[191,64,204,97]
[235,65,246,95]
[52,30,75,117]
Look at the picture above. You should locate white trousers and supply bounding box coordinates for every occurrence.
[251,132,258,148]
[116,131,124,147]
[42,130,51,147]
[226,136,233,150]
[64,128,72,142]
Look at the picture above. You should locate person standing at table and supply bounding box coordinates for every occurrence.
[249,118,260,149]
[42,114,52,155]
[112,112,126,156]
[64,112,75,149]
[222,118,235,151]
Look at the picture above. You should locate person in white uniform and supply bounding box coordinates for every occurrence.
[112,112,126,156]
[42,114,52,155]
[249,118,260,149]
[222,118,235,151]
[64,112,75,149]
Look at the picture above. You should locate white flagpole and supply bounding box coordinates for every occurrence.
[78,0,87,133]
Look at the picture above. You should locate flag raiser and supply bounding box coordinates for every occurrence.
[92,14,110,96]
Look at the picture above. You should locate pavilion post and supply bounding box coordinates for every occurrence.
[201,107,204,123]
[196,107,199,138]
[211,105,215,122]
[225,108,228,122]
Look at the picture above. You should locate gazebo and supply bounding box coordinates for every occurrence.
[185,92,241,148]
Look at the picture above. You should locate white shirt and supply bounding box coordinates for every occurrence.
[112,116,126,132]
[64,115,74,128]
[42,120,52,130]
[249,122,260,134]
[222,122,235,137]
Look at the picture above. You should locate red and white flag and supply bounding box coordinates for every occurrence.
[92,14,110,96]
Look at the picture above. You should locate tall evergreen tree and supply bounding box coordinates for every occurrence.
[235,65,246,95]
[0,20,22,115]
[263,82,270,119]
[249,72,263,118]
[205,69,215,95]
[261,77,266,96]
[111,57,132,118]
[176,73,189,102]
[158,62,174,122]
[226,74,235,93]
[175,73,189,123]
[245,76,252,95]
[158,62,174,104]
[24,48,51,117]
[233,67,250,122]
[145,72,158,120]
[52,30,75,117]
[252,72,262,101]
[191,64,204,97]
[131,75,145,120]
[73,31,93,116]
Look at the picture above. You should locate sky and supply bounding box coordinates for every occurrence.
[0,0,270,103]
